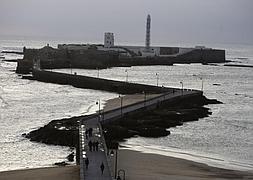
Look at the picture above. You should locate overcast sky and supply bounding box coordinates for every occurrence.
[0,0,252,45]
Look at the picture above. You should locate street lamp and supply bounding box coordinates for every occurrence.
[125,69,128,82]
[180,81,183,94]
[119,95,123,117]
[110,149,118,179]
[155,73,159,87]
[96,99,101,120]
[200,77,203,92]
[143,91,146,107]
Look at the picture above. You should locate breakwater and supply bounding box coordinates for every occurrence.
[32,69,173,94]
[27,68,223,179]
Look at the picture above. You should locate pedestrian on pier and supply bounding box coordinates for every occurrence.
[85,158,89,170]
[88,140,93,152]
[92,141,96,151]
[85,129,88,139]
[88,128,93,137]
[95,141,99,151]
[100,162,104,175]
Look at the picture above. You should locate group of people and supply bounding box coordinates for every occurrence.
[88,140,99,152]
[84,126,105,175]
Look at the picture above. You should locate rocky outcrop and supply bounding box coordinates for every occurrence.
[102,95,221,147]
[24,95,222,152]
[24,116,80,147]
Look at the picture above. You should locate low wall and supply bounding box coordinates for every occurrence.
[32,69,173,94]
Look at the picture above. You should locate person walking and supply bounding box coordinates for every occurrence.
[92,141,96,151]
[88,140,93,152]
[88,128,93,137]
[85,158,89,170]
[100,162,104,175]
[95,141,99,151]
[85,129,88,139]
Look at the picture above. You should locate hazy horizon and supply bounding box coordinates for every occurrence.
[0,0,253,46]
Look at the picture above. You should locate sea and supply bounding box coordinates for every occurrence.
[0,38,252,172]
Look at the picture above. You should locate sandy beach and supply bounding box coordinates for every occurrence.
[117,149,253,180]
[0,166,79,180]
[1,150,252,180]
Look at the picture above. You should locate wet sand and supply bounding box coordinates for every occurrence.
[1,150,252,180]
[118,149,253,180]
[0,166,79,180]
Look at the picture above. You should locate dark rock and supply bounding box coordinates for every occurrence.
[54,161,69,166]
[67,152,74,162]
[25,116,80,147]
[136,127,170,137]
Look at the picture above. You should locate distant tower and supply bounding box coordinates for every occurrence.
[104,32,114,48]
[145,14,151,51]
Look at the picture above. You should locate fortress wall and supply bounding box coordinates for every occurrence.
[175,49,225,63]
[17,45,225,74]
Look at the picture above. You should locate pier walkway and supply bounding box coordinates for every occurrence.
[80,118,112,180]
[79,89,202,180]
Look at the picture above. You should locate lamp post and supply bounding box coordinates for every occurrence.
[70,63,72,75]
[119,95,123,117]
[125,69,128,82]
[96,99,101,120]
[200,77,203,92]
[180,81,183,94]
[143,91,146,107]
[155,73,159,87]
[110,149,118,179]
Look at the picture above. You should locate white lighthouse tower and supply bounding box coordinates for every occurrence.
[145,14,151,52]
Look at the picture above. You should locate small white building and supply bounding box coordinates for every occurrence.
[104,32,114,48]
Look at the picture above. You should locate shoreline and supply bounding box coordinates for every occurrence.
[1,150,252,180]
[121,140,253,172]
[117,149,253,180]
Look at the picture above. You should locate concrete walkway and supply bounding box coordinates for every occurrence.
[79,89,202,180]
[80,118,112,180]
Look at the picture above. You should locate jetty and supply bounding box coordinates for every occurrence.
[30,68,202,180]
[78,90,201,180]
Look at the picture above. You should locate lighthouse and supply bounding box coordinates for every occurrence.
[145,14,151,52]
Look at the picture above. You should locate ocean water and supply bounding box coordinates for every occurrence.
[0,39,252,172]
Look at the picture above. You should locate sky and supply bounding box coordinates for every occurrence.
[0,0,252,46]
